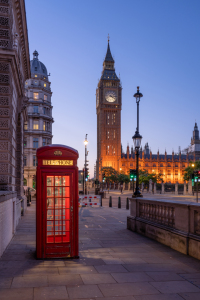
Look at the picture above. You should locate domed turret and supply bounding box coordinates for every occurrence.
[30,50,48,79]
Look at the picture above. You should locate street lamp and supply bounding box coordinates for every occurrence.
[84,134,88,195]
[132,86,143,197]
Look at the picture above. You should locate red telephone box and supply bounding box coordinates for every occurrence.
[36,144,79,259]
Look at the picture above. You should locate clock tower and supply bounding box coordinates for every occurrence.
[96,39,122,180]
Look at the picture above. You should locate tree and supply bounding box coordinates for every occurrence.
[101,167,118,183]
[117,173,130,184]
[183,161,200,182]
[138,169,163,184]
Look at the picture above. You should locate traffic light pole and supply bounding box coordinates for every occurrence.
[84,143,87,195]
[196,180,198,203]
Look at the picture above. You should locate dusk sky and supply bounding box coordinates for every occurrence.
[25,0,200,177]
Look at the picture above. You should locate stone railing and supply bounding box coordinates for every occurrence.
[127,198,200,260]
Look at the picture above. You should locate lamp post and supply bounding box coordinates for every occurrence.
[132,86,143,197]
[84,134,88,195]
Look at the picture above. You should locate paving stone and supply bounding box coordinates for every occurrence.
[58,265,97,274]
[111,272,153,283]
[67,284,103,298]
[23,267,59,275]
[180,273,200,279]
[0,277,12,288]
[179,292,200,299]
[134,294,184,300]
[48,274,83,286]
[0,287,33,300]
[146,272,185,281]
[11,275,48,288]
[98,282,159,296]
[34,286,68,300]
[81,274,116,284]
[95,264,128,273]
[102,256,124,264]
[150,281,200,293]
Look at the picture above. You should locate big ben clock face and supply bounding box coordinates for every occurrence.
[105,90,117,103]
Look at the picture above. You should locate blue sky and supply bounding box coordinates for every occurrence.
[25,0,200,177]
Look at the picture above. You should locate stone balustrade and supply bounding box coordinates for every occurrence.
[127,197,200,260]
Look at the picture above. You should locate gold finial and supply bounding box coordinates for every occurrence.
[108,34,110,42]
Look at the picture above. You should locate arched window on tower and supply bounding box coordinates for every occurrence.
[108,145,109,155]
[114,130,115,139]
[107,131,109,139]
[107,113,109,125]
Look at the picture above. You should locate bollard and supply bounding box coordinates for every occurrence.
[126,198,129,210]
[30,194,31,203]
[118,197,121,208]
[109,196,112,207]
[100,195,102,206]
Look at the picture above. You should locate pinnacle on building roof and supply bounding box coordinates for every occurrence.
[33,50,39,60]
[104,39,114,62]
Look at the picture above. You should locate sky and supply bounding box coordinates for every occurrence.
[25,0,200,178]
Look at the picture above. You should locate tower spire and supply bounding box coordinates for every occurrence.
[105,36,114,62]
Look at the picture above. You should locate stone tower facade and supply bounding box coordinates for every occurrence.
[188,122,200,159]
[24,51,53,188]
[0,0,30,195]
[96,40,122,180]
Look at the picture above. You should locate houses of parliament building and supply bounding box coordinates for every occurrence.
[96,40,197,184]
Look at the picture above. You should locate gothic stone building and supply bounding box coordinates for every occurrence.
[0,0,30,195]
[24,51,53,188]
[96,41,195,184]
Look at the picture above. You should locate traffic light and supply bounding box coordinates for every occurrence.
[85,168,89,179]
[130,169,137,180]
[194,171,198,182]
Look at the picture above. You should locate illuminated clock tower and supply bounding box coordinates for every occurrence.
[96,38,122,180]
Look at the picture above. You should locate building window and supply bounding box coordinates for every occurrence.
[47,138,51,145]
[24,123,28,130]
[175,164,178,168]
[114,113,115,123]
[33,120,39,130]
[24,139,27,147]
[33,155,37,166]
[160,164,163,167]
[43,121,46,131]
[44,95,47,101]
[35,75,37,77]
[33,106,38,113]
[114,130,115,139]
[25,81,28,85]
[24,156,27,166]
[44,83,46,87]
[43,107,46,115]
[107,131,109,139]
[167,164,171,167]
[33,138,38,148]
[33,92,39,100]
[153,164,156,167]
[43,138,46,146]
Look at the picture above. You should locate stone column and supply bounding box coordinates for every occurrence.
[149,180,152,193]
[188,180,192,195]
[128,182,130,190]
[184,181,187,195]
[175,182,178,195]
[162,182,165,194]
[123,182,125,190]
[154,182,157,194]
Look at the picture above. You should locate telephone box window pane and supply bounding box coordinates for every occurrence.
[63,176,70,186]
[55,187,62,197]
[47,221,54,231]
[47,236,54,243]
[47,187,54,197]
[55,176,62,186]
[55,198,62,208]
[47,198,54,209]
[55,209,62,220]
[63,187,70,197]
[47,209,54,220]
[47,176,54,186]
[63,232,70,242]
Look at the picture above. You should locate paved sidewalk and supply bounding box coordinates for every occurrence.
[1,202,200,299]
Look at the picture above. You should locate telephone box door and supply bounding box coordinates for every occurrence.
[43,173,73,258]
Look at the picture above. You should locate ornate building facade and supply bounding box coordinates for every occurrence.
[96,41,195,183]
[0,0,30,195]
[24,51,53,188]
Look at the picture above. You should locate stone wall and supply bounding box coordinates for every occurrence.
[127,197,200,260]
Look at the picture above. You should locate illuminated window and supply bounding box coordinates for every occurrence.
[43,121,46,131]
[33,120,39,130]
[108,145,109,155]
[44,95,47,101]
[35,81,37,84]
[107,114,109,125]
[114,130,115,139]
[108,131,109,139]
[25,81,28,85]
[33,93,39,100]
[113,147,115,155]
[114,113,115,123]
[35,75,37,77]
[24,123,28,130]
[33,138,38,148]
[44,83,46,87]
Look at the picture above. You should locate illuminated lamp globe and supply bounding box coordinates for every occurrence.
[84,140,88,146]
[132,131,142,149]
